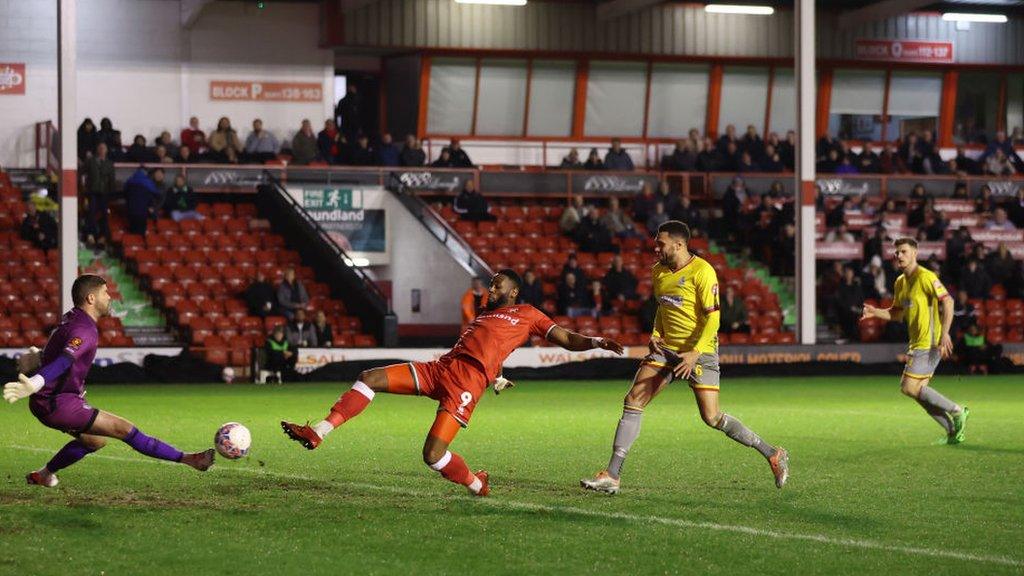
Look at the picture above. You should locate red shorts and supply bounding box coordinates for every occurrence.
[382,357,489,427]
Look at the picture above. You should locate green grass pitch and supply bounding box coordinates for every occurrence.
[1,376,1022,575]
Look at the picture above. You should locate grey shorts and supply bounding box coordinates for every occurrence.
[904,347,941,379]
[642,350,721,390]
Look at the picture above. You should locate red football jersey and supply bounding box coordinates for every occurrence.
[442,304,557,381]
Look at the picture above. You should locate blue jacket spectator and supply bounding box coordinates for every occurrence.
[604,139,635,171]
[124,167,162,235]
[376,133,400,166]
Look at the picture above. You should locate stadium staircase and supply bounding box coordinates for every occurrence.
[429,198,795,346]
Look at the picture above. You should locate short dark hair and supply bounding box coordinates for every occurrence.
[72,274,107,306]
[496,268,522,290]
[893,237,918,249]
[657,220,691,241]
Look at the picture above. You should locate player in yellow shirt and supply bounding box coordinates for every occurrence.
[581,221,789,494]
[861,237,969,444]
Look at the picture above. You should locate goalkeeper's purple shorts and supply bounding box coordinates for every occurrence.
[29,393,100,436]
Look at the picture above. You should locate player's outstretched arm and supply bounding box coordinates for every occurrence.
[4,354,74,404]
[861,303,900,322]
[546,325,624,354]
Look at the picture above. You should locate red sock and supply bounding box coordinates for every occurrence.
[430,451,477,488]
[325,382,374,427]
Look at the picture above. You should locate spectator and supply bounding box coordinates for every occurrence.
[645,202,669,234]
[960,259,992,299]
[825,224,855,243]
[986,207,1017,230]
[264,324,295,378]
[772,222,796,276]
[926,210,948,241]
[719,285,748,334]
[600,196,635,238]
[951,181,970,200]
[560,148,583,169]
[155,131,178,157]
[96,117,121,153]
[576,209,616,254]
[722,177,748,231]
[696,137,722,172]
[335,84,362,142]
[737,151,760,173]
[957,323,1000,375]
[208,117,243,163]
[317,119,341,164]
[985,149,1016,176]
[244,118,279,162]
[826,197,851,232]
[674,194,703,235]
[589,280,606,314]
[638,288,657,332]
[445,139,474,168]
[861,255,889,300]
[176,145,195,164]
[557,272,593,318]
[349,135,375,166]
[20,201,57,250]
[125,134,154,163]
[180,116,207,157]
[518,270,544,307]
[277,268,310,320]
[986,243,1020,288]
[453,180,495,222]
[245,270,277,318]
[583,148,604,170]
[431,149,453,167]
[77,118,98,160]
[661,139,696,171]
[161,174,201,221]
[154,145,174,164]
[655,180,680,216]
[740,124,764,160]
[951,290,977,339]
[123,167,162,235]
[400,134,426,167]
[835,265,864,342]
[779,130,796,171]
[944,227,971,283]
[979,130,1024,170]
[835,155,858,174]
[82,142,115,248]
[878,143,906,174]
[290,119,318,165]
[856,146,880,173]
[720,141,740,172]
[953,145,981,175]
[559,194,588,234]
[313,311,334,347]
[286,309,318,348]
[1009,188,1024,229]
[761,144,785,172]
[376,133,400,166]
[632,182,658,223]
[975,184,996,215]
[602,255,637,302]
[461,277,488,329]
[604,138,634,171]
[718,124,739,155]
[817,148,840,173]
[557,253,585,284]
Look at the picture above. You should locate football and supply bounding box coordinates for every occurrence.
[214,422,251,459]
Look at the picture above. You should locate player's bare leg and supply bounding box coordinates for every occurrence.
[582,363,671,494]
[89,411,214,470]
[281,368,389,449]
[694,388,788,488]
[900,375,967,443]
[423,412,488,496]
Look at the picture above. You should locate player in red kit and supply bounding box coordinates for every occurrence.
[281,269,623,496]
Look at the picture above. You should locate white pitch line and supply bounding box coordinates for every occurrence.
[6,444,1022,569]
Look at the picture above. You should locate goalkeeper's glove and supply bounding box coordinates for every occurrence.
[4,374,45,404]
[17,346,41,374]
[493,376,515,395]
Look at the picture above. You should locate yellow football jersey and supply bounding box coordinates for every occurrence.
[892,265,949,350]
[651,255,720,354]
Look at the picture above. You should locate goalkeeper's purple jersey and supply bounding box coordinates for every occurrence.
[35,308,99,398]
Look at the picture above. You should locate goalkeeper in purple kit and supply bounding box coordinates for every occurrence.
[4,275,214,487]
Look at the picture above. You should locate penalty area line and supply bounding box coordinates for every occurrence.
[7,444,1022,568]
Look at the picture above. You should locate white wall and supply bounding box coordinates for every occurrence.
[0,0,333,168]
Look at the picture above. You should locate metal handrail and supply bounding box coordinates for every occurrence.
[261,170,391,312]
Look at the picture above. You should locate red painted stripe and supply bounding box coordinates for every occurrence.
[800,180,816,206]
[61,169,78,198]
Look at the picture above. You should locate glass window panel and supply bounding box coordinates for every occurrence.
[829,69,885,141]
[768,69,795,136]
[426,58,476,135]
[718,66,769,136]
[1007,74,1024,145]
[475,59,527,136]
[584,61,646,137]
[646,64,709,138]
[885,71,942,139]
[527,61,576,137]
[954,72,1001,145]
